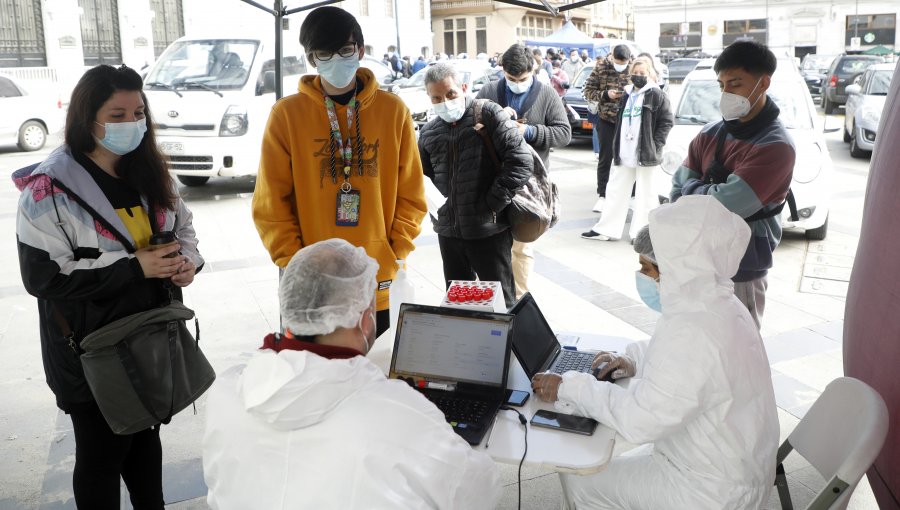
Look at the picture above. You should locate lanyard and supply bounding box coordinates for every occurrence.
[323,94,360,188]
[625,90,642,128]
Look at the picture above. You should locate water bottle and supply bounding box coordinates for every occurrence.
[389,259,415,333]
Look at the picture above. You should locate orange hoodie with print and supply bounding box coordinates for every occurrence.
[252,68,426,311]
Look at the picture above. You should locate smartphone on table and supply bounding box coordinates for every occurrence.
[505,389,530,407]
[530,409,598,436]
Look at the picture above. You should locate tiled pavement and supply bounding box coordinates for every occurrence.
[0,139,876,509]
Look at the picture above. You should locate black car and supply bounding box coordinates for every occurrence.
[562,65,595,139]
[666,58,700,82]
[799,54,835,100]
[821,54,884,114]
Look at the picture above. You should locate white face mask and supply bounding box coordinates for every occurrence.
[719,77,763,121]
[507,76,533,95]
[432,96,466,123]
[613,62,628,73]
[571,55,579,62]
[316,53,360,89]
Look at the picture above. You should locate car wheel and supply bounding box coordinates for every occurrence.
[805,215,828,241]
[843,124,851,143]
[17,121,47,152]
[849,126,868,159]
[823,95,835,115]
[177,175,210,187]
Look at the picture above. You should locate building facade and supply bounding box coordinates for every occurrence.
[632,0,898,60]
[430,0,595,57]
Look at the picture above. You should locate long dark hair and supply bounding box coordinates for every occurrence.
[66,65,176,211]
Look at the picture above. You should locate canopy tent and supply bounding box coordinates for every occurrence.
[863,45,894,56]
[523,21,596,52]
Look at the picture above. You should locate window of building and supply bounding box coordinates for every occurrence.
[725,19,767,34]
[476,17,486,54]
[516,15,552,39]
[456,18,467,55]
[150,0,184,57]
[847,13,896,31]
[385,0,393,18]
[359,0,368,16]
[660,21,701,36]
[0,0,47,67]
[79,0,123,66]
[419,0,425,20]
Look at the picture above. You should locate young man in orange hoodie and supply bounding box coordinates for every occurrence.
[252,6,427,337]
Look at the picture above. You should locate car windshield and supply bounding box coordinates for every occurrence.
[676,78,813,129]
[839,58,880,74]
[361,58,392,83]
[868,70,893,95]
[573,66,594,88]
[145,39,258,91]
[669,59,699,71]
[802,55,834,71]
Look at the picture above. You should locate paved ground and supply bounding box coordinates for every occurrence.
[0,106,879,510]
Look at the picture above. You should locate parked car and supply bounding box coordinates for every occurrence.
[561,65,594,139]
[658,66,833,240]
[360,55,400,91]
[391,59,497,127]
[820,54,884,114]
[666,58,700,82]
[0,74,64,152]
[843,62,895,158]
[799,54,836,100]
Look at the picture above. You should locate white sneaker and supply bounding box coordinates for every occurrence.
[592,197,605,213]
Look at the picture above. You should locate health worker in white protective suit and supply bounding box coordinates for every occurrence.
[532,195,779,509]
[202,238,501,510]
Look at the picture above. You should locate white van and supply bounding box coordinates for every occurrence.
[143,35,308,186]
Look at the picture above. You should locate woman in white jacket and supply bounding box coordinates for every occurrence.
[202,239,500,510]
[536,196,779,509]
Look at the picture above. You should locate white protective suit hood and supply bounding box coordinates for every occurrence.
[555,195,778,510]
[203,349,501,510]
[652,194,751,312]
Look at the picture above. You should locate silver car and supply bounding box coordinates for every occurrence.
[843,63,895,158]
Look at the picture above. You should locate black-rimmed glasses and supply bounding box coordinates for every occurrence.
[312,43,358,62]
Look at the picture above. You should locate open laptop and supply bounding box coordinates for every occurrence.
[508,292,597,379]
[389,303,513,445]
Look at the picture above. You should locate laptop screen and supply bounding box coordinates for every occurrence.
[391,306,512,387]
[508,293,560,378]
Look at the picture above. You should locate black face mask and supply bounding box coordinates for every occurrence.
[631,75,648,89]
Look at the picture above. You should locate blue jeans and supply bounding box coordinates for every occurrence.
[592,125,600,154]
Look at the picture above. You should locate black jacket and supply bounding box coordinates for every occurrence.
[418,97,533,240]
[476,79,571,169]
[611,85,674,167]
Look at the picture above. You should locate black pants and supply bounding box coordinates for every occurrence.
[69,402,164,510]
[596,118,617,196]
[438,230,516,308]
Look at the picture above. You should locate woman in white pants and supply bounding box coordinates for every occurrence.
[582,58,673,242]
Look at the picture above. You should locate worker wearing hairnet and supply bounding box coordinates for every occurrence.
[202,239,501,510]
[532,196,779,509]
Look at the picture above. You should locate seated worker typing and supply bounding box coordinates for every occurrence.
[532,196,779,509]
[202,239,500,510]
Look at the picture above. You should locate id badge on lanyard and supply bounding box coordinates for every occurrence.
[336,182,361,226]
[324,93,362,226]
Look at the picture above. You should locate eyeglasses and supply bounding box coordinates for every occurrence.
[312,43,358,62]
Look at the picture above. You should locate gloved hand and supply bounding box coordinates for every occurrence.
[591,351,637,381]
[531,372,563,402]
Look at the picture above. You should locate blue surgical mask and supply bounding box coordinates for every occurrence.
[507,76,533,95]
[94,118,147,155]
[433,96,466,123]
[316,53,360,89]
[635,271,662,312]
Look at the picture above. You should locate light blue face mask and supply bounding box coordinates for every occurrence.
[635,271,662,312]
[507,76,533,95]
[316,53,360,89]
[432,96,466,123]
[94,118,147,155]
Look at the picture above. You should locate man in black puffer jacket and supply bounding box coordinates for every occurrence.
[418,62,533,307]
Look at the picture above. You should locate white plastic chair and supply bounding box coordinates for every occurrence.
[774,377,889,510]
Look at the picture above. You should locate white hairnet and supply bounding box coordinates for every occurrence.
[279,239,379,336]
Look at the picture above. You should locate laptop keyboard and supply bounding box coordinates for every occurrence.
[426,394,489,430]
[551,350,595,374]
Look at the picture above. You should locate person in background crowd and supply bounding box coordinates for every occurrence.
[203,239,501,510]
[534,196,779,510]
[401,56,412,78]
[533,48,553,79]
[477,44,571,299]
[252,6,427,338]
[582,57,673,242]
[583,44,633,213]
[549,60,569,97]
[418,63,533,308]
[581,49,593,64]
[15,64,203,510]
[670,40,794,329]
[561,49,585,84]
[412,55,427,74]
